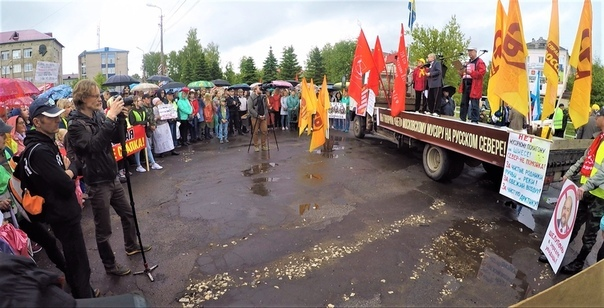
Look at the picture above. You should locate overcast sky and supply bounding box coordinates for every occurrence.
[1,0,602,77]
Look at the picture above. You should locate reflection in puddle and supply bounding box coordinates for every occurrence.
[299,203,319,215]
[306,174,323,180]
[515,206,536,231]
[477,249,529,298]
[251,183,269,196]
[322,153,339,158]
[253,177,280,183]
[242,163,277,177]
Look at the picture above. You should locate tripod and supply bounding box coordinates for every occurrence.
[117,116,158,282]
[247,95,279,153]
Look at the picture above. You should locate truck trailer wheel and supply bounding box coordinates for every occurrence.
[422,144,450,181]
[446,153,465,180]
[353,116,366,139]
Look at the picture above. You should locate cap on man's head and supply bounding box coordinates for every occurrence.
[592,104,600,111]
[29,97,64,118]
[0,119,13,134]
[166,90,174,95]
[467,47,477,51]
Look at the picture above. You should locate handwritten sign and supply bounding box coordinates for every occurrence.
[157,103,177,120]
[34,61,60,83]
[540,180,579,273]
[499,132,551,209]
[112,125,146,161]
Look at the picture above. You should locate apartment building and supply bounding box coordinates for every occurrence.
[78,47,129,80]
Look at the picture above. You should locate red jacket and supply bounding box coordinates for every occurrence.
[460,57,487,99]
[190,99,199,116]
[412,66,427,91]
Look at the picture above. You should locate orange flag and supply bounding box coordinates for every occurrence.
[349,29,375,116]
[568,0,592,129]
[487,0,506,113]
[492,0,529,117]
[367,36,385,98]
[541,0,560,120]
[310,76,330,152]
[391,23,409,117]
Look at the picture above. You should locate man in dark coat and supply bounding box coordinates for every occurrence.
[425,53,443,115]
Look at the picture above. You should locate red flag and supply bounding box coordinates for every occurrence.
[391,24,408,116]
[348,29,375,114]
[367,36,386,97]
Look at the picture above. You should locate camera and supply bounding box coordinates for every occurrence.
[112,95,135,107]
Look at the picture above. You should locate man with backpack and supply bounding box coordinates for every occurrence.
[15,96,97,298]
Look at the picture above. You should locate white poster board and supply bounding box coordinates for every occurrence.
[328,102,346,119]
[499,132,551,209]
[157,103,177,120]
[540,180,579,273]
[34,61,60,83]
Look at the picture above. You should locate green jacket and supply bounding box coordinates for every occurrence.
[177,92,193,121]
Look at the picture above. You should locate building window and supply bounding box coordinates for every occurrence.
[108,67,116,74]
[102,67,107,74]
[24,76,33,82]
[1,51,8,60]
[538,56,544,63]
[12,50,21,59]
[1,66,9,75]
[24,48,33,58]
[81,63,86,75]
[12,64,21,73]
[108,53,115,64]
[24,63,33,72]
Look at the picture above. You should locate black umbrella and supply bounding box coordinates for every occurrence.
[212,79,231,87]
[160,81,186,91]
[228,83,251,91]
[103,75,140,87]
[148,75,173,82]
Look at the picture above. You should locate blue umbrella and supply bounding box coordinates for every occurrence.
[38,84,72,100]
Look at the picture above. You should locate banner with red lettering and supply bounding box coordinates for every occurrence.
[112,125,147,161]
[540,180,579,273]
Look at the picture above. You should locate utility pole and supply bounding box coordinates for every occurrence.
[147,4,164,75]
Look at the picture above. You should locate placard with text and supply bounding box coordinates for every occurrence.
[499,132,551,209]
[540,180,579,273]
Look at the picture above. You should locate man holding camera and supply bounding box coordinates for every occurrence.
[248,85,268,152]
[68,80,151,276]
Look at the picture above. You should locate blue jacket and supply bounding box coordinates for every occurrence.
[216,105,230,122]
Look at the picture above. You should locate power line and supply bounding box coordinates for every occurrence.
[165,0,187,23]
[165,0,200,32]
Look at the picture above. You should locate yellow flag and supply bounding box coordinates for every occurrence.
[308,79,317,115]
[310,76,329,152]
[492,0,529,117]
[568,0,592,129]
[541,0,560,120]
[298,78,310,136]
[487,0,506,113]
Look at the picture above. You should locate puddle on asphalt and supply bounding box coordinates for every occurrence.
[242,163,277,177]
[503,200,536,232]
[322,153,339,158]
[251,183,269,196]
[477,249,529,298]
[299,203,319,215]
[253,177,280,183]
[305,174,323,180]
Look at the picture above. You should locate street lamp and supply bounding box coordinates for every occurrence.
[136,46,146,81]
[147,3,164,76]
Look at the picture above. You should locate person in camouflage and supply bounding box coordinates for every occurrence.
[539,108,604,275]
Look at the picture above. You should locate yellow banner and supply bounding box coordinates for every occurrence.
[487,0,506,113]
[298,78,310,136]
[309,76,329,152]
[541,0,560,120]
[568,0,592,129]
[492,0,529,117]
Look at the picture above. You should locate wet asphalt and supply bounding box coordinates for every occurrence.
[33,128,600,307]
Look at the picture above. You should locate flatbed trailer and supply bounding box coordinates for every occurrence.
[351,107,590,187]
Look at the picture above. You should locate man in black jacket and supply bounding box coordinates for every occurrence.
[226,88,242,135]
[68,80,151,277]
[17,97,96,298]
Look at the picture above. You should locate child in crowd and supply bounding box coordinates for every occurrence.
[217,97,230,144]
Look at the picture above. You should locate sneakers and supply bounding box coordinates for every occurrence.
[136,166,146,173]
[126,245,152,256]
[282,127,285,131]
[254,146,260,152]
[105,264,131,276]
[225,139,229,143]
[93,288,101,298]
[220,139,224,144]
[538,253,548,263]
[432,113,439,117]
[151,163,163,170]
[262,145,269,151]
[171,150,180,156]
[31,242,43,254]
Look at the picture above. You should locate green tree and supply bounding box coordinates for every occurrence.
[262,46,279,82]
[591,60,604,104]
[305,46,326,83]
[322,40,356,83]
[240,56,258,84]
[193,52,210,81]
[204,42,223,80]
[181,58,195,84]
[279,45,301,80]
[131,73,141,82]
[408,15,469,87]
[93,72,107,91]
[208,61,223,80]
[224,61,241,84]
[142,51,162,78]
[167,51,181,81]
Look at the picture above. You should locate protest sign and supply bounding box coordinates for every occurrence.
[112,125,146,161]
[34,61,60,83]
[157,104,177,120]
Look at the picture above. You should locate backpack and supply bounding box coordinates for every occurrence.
[10,143,45,217]
[256,95,265,116]
[64,119,91,177]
